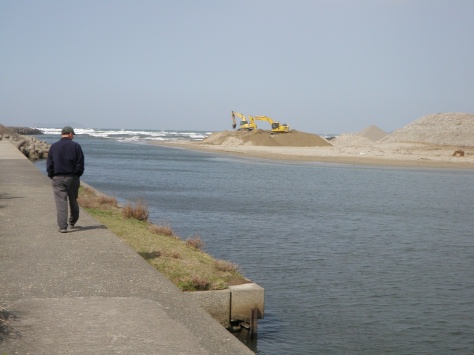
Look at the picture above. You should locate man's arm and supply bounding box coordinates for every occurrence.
[46,147,54,178]
[76,145,85,177]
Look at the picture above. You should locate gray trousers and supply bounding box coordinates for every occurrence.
[52,176,80,229]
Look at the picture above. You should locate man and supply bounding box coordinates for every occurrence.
[46,126,85,233]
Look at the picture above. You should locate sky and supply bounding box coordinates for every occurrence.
[1,0,473,134]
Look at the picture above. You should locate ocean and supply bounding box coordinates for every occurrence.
[34,128,474,355]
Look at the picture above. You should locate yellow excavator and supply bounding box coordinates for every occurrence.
[249,115,290,133]
[231,111,257,131]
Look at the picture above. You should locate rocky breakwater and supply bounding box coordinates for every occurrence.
[0,125,50,160]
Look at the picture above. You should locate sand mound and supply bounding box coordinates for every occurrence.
[202,129,332,147]
[356,125,388,141]
[381,112,474,147]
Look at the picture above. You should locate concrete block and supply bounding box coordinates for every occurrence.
[229,283,265,322]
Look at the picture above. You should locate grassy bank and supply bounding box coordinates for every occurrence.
[78,185,249,292]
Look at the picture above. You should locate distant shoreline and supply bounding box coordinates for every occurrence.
[150,141,474,170]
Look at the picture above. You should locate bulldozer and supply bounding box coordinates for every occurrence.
[249,115,290,133]
[231,111,257,131]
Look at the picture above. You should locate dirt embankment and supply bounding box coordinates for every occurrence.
[201,129,332,147]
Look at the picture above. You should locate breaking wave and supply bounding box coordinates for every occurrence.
[36,127,211,142]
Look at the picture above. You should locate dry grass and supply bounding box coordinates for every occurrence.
[77,185,249,291]
[122,199,149,221]
[214,259,239,272]
[185,236,205,250]
[148,223,176,237]
[191,276,211,291]
[77,186,118,209]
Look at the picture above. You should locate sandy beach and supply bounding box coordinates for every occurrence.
[153,140,474,169]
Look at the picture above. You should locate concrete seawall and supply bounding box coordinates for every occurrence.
[0,140,254,354]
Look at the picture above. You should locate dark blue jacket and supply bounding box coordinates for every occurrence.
[46,138,84,178]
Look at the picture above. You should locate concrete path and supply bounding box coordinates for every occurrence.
[0,140,253,354]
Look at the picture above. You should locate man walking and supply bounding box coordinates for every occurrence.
[46,126,85,233]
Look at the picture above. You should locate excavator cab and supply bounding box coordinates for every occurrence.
[271,122,290,132]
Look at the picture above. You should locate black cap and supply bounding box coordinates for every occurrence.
[61,126,76,135]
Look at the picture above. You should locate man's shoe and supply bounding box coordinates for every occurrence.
[59,228,68,233]
[70,224,75,229]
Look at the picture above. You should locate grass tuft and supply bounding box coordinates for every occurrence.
[122,199,149,221]
[215,259,239,272]
[185,236,205,250]
[148,223,176,237]
[192,275,211,290]
[77,187,118,209]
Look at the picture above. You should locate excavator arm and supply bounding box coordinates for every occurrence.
[250,115,273,125]
[231,111,243,129]
[250,115,290,133]
[231,111,257,131]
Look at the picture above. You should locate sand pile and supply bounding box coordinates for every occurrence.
[356,125,388,141]
[381,112,474,147]
[331,125,387,147]
[202,129,332,147]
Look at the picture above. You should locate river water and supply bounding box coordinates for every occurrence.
[35,132,474,354]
